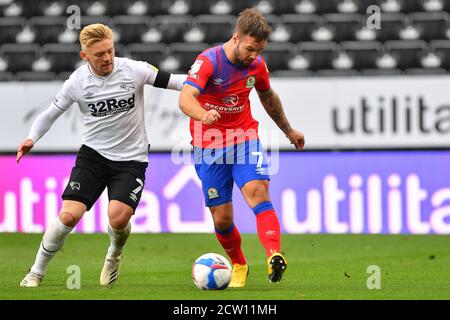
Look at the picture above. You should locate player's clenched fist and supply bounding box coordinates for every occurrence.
[16,139,34,163]
[202,109,221,125]
[286,129,305,150]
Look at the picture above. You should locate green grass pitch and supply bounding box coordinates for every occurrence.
[1,233,450,300]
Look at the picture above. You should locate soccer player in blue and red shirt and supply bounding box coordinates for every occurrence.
[179,8,305,287]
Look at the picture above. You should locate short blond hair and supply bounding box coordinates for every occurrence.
[79,23,113,51]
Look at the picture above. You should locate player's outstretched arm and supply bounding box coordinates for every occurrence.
[179,84,220,125]
[257,88,305,150]
[16,104,65,163]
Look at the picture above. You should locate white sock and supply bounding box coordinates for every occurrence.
[107,222,131,259]
[30,218,73,276]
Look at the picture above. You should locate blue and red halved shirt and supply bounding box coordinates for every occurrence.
[184,45,271,148]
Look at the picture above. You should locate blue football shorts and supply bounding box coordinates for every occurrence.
[193,140,270,207]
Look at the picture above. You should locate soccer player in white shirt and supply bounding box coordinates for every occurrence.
[17,24,186,287]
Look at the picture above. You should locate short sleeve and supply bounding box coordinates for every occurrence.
[254,57,271,92]
[128,59,159,86]
[184,55,214,92]
[53,77,77,111]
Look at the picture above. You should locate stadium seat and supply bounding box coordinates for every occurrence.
[0,43,39,72]
[73,0,127,16]
[378,13,406,41]
[169,42,209,72]
[331,50,354,69]
[112,15,151,44]
[341,41,382,70]
[410,11,449,41]
[400,0,423,12]
[196,14,236,43]
[379,0,402,13]
[0,0,41,18]
[298,41,337,70]
[39,0,68,17]
[430,39,450,69]
[261,42,294,71]
[139,0,166,15]
[280,14,320,42]
[103,0,128,16]
[385,40,428,69]
[289,0,318,14]
[0,16,26,43]
[165,0,192,15]
[29,16,66,45]
[265,0,292,15]
[314,0,341,14]
[190,0,222,15]
[323,13,362,42]
[127,43,167,68]
[154,15,193,43]
[270,23,291,42]
[41,43,82,73]
[420,0,444,12]
[336,0,360,13]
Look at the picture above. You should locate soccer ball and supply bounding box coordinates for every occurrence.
[192,253,232,290]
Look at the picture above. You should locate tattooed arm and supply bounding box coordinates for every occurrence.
[257,88,305,150]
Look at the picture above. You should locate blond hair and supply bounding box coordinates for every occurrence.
[79,23,113,51]
[236,8,271,41]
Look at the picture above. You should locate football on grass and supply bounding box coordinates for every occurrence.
[192,253,232,290]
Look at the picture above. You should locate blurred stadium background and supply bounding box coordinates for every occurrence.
[1,0,450,300]
[2,0,450,79]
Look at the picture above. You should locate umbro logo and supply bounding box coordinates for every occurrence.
[84,91,94,99]
[213,78,223,86]
[265,230,277,237]
[256,167,266,175]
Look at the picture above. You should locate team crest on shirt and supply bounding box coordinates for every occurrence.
[246,75,256,88]
[189,60,203,79]
[120,82,135,91]
[207,188,219,199]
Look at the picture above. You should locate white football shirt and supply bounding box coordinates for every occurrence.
[53,57,159,162]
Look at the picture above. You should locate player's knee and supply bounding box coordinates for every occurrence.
[109,211,131,230]
[248,182,270,201]
[210,204,233,230]
[59,211,78,227]
[214,218,234,231]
